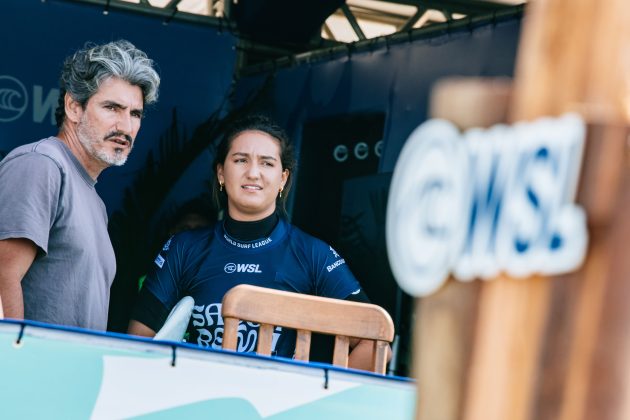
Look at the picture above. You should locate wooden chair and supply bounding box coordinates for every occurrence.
[221,284,395,374]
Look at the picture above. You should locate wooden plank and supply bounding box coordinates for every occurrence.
[583,167,630,420]
[460,1,630,420]
[333,335,350,368]
[557,229,611,420]
[257,323,274,356]
[414,279,481,420]
[529,273,581,420]
[294,329,311,361]
[222,317,239,351]
[463,275,551,420]
[430,77,512,130]
[576,123,627,227]
[373,341,389,375]
[512,0,630,124]
[509,0,597,120]
[221,285,394,341]
[415,77,511,420]
[528,122,627,420]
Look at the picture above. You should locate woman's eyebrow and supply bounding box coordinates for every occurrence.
[230,152,278,161]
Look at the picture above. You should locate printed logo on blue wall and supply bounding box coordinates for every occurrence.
[0,75,28,122]
[386,113,588,297]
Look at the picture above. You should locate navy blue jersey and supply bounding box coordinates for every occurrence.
[135,218,362,358]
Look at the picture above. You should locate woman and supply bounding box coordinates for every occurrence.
[129,114,383,370]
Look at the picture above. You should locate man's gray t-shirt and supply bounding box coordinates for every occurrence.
[0,137,116,330]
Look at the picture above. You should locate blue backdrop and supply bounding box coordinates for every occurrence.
[1,0,237,215]
[234,17,521,174]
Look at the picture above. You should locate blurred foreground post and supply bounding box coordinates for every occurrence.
[414,78,511,420]
[414,1,630,419]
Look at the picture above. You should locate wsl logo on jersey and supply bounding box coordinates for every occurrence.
[224,263,262,274]
[387,113,588,297]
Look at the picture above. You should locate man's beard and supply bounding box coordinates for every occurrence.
[77,117,132,167]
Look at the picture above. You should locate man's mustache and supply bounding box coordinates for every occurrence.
[105,131,133,147]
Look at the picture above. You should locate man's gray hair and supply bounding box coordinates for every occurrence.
[55,39,160,127]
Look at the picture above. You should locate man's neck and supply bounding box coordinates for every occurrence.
[57,125,106,181]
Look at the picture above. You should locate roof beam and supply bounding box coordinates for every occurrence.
[341,3,367,40]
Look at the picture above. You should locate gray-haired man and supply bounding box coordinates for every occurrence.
[0,40,160,330]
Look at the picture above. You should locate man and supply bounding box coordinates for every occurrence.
[0,40,160,330]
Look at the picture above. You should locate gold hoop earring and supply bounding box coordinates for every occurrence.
[219,182,224,192]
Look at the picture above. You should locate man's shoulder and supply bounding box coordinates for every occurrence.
[3,137,66,168]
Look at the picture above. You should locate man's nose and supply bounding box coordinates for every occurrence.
[116,112,133,134]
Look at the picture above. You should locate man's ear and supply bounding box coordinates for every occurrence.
[64,93,83,124]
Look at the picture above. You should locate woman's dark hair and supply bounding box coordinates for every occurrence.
[212,114,296,217]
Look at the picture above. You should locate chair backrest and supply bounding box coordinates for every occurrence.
[221,285,395,374]
[154,296,195,341]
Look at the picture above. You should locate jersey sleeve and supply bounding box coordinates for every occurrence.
[130,235,188,331]
[0,153,61,254]
[311,240,363,299]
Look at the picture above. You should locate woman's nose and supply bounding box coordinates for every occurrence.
[246,162,261,178]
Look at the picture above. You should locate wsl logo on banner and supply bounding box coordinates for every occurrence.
[386,113,587,297]
[0,74,59,125]
[0,75,28,122]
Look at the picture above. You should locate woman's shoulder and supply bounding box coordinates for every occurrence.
[167,224,217,250]
[284,221,331,251]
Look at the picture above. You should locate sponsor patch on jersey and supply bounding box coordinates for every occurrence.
[326,258,346,272]
[154,254,165,269]
[162,237,173,251]
[329,246,340,259]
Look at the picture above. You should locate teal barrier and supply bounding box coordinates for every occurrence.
[0,320,415,419]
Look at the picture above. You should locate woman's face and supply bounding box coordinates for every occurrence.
[217,130,289,221]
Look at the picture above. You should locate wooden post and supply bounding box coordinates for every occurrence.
[413,1,630,419]
[459,1,630,420]
[415,78,511,420]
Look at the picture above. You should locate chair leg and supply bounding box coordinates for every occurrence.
[294,329,312,361]
[333,335,350,368]
[223,317,239,351]
[257,324,274,356]
[373,341,389,374]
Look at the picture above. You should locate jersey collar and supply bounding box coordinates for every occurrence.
[218,217,287,251]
